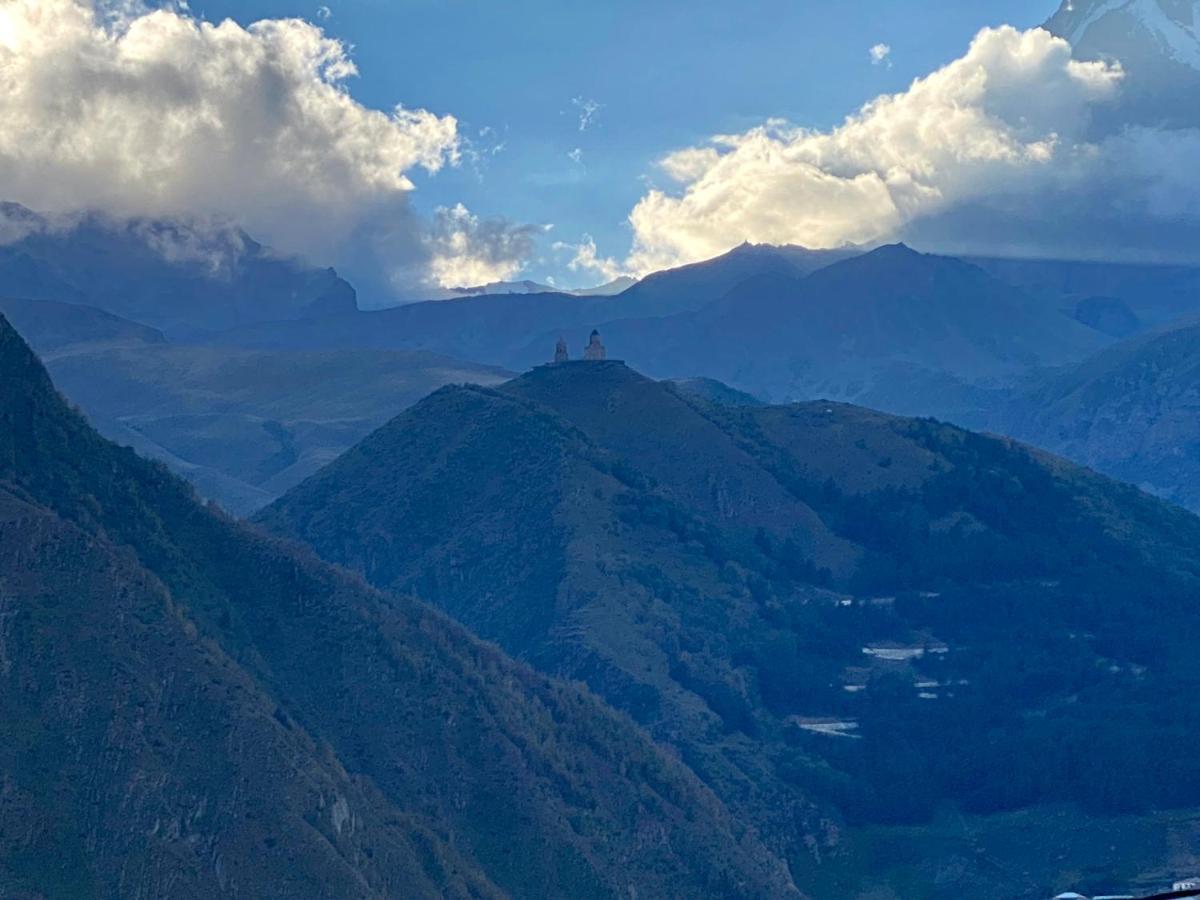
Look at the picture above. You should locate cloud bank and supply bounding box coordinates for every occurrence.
[424,204,545,288]
[622,25,1200,273]
[0,0,535,296]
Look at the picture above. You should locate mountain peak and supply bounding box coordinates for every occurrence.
[1048,0,1199,40]
[1045,0,1200,128]
[818,242,930,278]
[865,242,919,259]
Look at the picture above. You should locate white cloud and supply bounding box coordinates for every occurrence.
[869,43,892,66]
[0,0,541,297]
[316,5,332,20]
[572,96,602,132]
[554,234,629,284]
[424,203,543,289]
[617,25,1200,274]
[567,147,584,165]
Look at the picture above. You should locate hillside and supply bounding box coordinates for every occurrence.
[260,359,1200,898]
[44,343,512,515]
[0,297,512,515]
[0,314,796,899]
[995,320,1200,514]
[0,296,167,352]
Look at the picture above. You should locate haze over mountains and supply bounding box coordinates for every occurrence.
[200,243,1112,418]
[0,295,511,515]
[3,205,1200,519]
[995,321,1200,513]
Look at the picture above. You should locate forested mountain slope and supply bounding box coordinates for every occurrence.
[0,315,795,899]
[261,359,1200,896]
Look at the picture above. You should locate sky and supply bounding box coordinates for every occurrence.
[185,0,1055,288]
[2,0,1200,303]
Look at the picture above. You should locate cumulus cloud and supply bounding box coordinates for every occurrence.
[0,0,456,250]
[624,27,1128,272]
[869,43,892,66]
[618,25,1200,272]
[0,0,541,297]
[553,234,629,284]
[424,203,544,289]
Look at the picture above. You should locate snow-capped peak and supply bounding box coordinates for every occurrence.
[1047,0,1200,70]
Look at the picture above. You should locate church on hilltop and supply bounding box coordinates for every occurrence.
[584,329,607,361]
[551,329,608,363]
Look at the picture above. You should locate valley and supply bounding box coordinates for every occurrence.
[3,1,1200,894]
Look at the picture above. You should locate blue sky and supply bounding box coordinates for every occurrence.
[186,0,1058,287]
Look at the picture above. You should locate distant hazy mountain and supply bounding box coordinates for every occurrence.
[596,244,1107,419]
[0,203,357,337]
[204,243,857,368]
[415,276,637,302]
[969,255,1200,331]
[0,296,167,352]
[1045,0,1200,129]
[261,358,1200,898]
[615,242,862,318]
[414,278,562,300]
[570,275,639,296]
[1,297,510,515]
[209,244,1111,422]
[0,312,796,899]
[205,289,617,363]
[995,320,1200,513]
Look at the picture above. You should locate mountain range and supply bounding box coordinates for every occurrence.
[199,244,1113,421]
[5,207,1200,525]
[258,358,1200,898]
[593,245,1107,418]
[5,3,1200,898]
[0,311,798,898]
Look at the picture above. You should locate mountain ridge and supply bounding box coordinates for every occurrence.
[993,318,1200,514]
[590,244,1107,417]
[0,312,799,899]
[260,357,1200,898]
